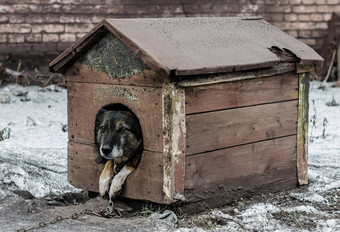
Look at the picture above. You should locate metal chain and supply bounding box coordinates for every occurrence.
[15,204,122,232]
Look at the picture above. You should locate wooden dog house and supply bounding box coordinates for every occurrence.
[49,17,323,210]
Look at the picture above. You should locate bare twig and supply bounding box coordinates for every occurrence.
[321,49,337,87]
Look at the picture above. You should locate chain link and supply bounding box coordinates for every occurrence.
[15,205,122,232]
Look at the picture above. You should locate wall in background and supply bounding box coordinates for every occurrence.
[0,0,339,60]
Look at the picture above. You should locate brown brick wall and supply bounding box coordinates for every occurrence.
[0,0,339,60]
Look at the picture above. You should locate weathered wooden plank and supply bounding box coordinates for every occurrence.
[186,101,298,155]
[67,82,163,152]
[66,62,168,87]
[121,151,164,203]
[68,141,165,204]
[162,83,186,203]
[295,64,314,74]
[185,73,298,114]
[68,141,101,191]
[178,63,296,88]
[297,73,309,185]
[182,178,297,213]
[184,136,297,203]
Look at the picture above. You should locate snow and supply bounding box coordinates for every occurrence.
[287,205,321,215]
[0,84,78,197]
[0,81,340,231]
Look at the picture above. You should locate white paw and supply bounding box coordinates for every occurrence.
[109,177,123,199]
[99,176,111,197]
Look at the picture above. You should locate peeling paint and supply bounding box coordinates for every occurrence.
[297,72,309,185]
[162,83,185,202]
[93,86,140,104]
[80,32,150,81]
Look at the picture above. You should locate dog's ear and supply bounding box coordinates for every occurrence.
[94,108,107,141]
[96,108,106,121]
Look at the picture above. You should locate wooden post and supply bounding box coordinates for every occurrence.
[297,72,309,185]
[162,83,186,203]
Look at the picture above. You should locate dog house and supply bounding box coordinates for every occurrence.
[49,17,323,211]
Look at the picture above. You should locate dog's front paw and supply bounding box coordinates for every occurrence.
[99,176,112,197]
[108,178,123,199]
[99,160,115,197]
[108,165,135,200]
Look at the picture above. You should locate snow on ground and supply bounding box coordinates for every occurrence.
[0,84,79,197]
[0,81,339,231]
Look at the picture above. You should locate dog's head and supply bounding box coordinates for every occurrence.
[95,108,143,163]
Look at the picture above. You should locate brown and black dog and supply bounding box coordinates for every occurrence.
[95,107,143,201]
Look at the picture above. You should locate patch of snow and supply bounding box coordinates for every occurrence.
[290,192,328,204]
[308,82,340,182]
[0,84,79,197]
[210,210,233,220]
[316,219,340,231]
[308,169,333,184]
[286,205,321,215]
[175,228,206,232]
[239,204,283,231]
[324,180,340,191]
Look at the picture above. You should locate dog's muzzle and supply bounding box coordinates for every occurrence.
[100,144,123,159]
[100,144,112,159]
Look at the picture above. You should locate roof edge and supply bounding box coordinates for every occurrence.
[49,20,107,73]
[49,18,324,76]
[102,19,172,75]
[49,19,171,75]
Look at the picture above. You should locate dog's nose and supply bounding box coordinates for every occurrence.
[101,145,112,155]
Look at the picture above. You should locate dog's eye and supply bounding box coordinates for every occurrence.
[100,125,107,131]
[118,125,129,133]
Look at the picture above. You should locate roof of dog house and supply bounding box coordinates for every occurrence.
[49,17,323,75]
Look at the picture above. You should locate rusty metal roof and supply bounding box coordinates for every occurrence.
[50,17,323,76]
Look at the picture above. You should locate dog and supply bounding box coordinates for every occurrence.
[95,107,143,201]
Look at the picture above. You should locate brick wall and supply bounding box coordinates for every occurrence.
[0,0,339,60]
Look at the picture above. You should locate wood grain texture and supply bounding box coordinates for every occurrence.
[66,62,168,87]
[186,100,298,155]
[185,73,298,115]
[184,136,297,203]
[178,63,296,88]
[295,64,314,74]
[162,84,186,203]
[68,141,102,191]
[68,141,165,204]
[67,82,163,152]
[297,73,309,185]
[182,178,297,213]
[121,151,165,203]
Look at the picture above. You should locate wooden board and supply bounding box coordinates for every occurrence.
[68,141,101,191]
[162,84,186,203]
[68,141,165,204]
[182,178,297,213]
[184,136,297,203]
[66,62,168,87]
[297,73,309,185]
[296,64,314,74]
[67,82,163,152]
[178,63,296,88]
[186,100,298,155]
[185,73,298,114]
